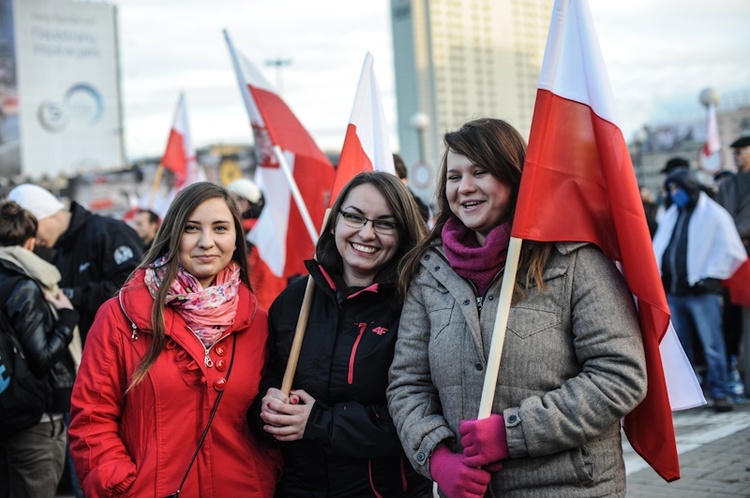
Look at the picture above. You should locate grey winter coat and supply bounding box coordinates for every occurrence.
[387,242,647,497]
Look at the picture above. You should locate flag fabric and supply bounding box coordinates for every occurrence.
[224,31,334,284]
[329,52,395,206]
[703,102,721,157]
[725,259,750,307]
[161,93,204,190]
[511,0,689,482]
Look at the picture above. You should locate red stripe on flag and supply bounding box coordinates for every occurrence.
[725,258,750,307]
[161,129,187,180]
[329,123,374,207]
[249,86,333,166]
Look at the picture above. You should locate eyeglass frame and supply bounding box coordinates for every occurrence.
[338,210,399,234]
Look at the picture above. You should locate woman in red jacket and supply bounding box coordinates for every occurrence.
[69,182,280,498]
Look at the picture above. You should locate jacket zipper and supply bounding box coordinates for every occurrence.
[668,210,689,294]
[118,291,139,340]
[348,322,368,385]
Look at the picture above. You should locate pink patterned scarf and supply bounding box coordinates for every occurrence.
[145,258,241,347]
[442,216,511,297]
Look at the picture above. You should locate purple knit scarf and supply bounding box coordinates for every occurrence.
[442,216,511,296]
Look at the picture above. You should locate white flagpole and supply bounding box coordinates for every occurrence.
[273,145,320,246]
[478,237,523,418]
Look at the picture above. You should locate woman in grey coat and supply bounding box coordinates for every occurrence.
[386,118,647,498]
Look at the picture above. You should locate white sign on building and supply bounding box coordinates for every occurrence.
[13,0,123,178]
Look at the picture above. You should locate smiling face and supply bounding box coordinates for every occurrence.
[334,183,400,288]
[446,149,512,246]
[178,197,237,288]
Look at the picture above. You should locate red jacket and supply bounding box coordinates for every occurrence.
[69,270,280,497]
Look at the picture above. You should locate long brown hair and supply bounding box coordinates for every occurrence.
[398,118,553,297]
[129,182,249,389]
[316,171,428,303]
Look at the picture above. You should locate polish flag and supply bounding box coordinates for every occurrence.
[511,0,700,482]
[161,93,205,190]
[224,31,334,284]
[703,102,721,157]
[329,52,395,206]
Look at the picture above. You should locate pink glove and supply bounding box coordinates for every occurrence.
[430,445,492,498]
[459,414,510,468]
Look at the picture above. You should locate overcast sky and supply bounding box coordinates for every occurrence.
[116,0,750,160]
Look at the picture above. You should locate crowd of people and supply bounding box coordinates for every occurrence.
[0,119,748,497]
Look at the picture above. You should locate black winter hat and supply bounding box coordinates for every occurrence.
[660,156,690,174]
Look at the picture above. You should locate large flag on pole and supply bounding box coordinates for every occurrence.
[511,0,691,482]
[224,30,334,281]
[329,52,395,206]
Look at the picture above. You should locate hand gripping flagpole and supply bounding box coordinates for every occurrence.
[280,207,332,395]
[477,237,523,418]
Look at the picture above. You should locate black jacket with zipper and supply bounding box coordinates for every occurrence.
[0,260,78,413]
[253,260,430,497]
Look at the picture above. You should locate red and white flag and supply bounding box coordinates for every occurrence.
[161,93,205,190]
[703,102,721,157]
[511,0,700,482]
[224,31,334,284]
[329,52,395,206]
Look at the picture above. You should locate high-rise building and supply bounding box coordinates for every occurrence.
[390,0,553,198]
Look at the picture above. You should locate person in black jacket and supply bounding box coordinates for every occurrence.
[255,172,431,497]
[0,200,79,498]
[8,184,143,343]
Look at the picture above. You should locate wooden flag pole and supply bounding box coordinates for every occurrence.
[148,164,165,210]
[280,207,332,395]
[280,275,317,394]
[477,237,523,418]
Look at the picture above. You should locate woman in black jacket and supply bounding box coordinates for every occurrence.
[0,200,78,498]
[255,172,430,497]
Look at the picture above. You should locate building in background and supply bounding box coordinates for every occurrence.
[3,0,124,181]
[390,0,552,201]
[631,90,750,197]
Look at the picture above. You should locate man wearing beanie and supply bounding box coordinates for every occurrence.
[8,184,143,343]
[652,169,746,412]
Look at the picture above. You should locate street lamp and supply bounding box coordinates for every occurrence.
[265,58,292,95]
[410,112,430,164]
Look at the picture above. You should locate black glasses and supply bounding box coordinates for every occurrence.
[339,210,398,234]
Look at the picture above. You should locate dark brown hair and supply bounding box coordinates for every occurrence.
[316,171,428,302]
[398,118,553,297]
[0,200,38,247]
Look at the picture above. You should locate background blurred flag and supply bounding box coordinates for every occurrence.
[329,52,395,206]
[703,102,722,156]
[511,0,692,482]
[224,31,333,286]
[161,92,204,190]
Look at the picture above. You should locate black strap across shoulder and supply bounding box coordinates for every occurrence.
[165,334,238,498]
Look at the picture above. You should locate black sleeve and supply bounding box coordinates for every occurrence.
[6,279,77,377]
[67,221,143,317]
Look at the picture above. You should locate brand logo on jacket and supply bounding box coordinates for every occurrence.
[78,262,90,273]
[372,326,388,336]
[114,246,135,265]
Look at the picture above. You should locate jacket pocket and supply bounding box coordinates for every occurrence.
[506,306,560,339]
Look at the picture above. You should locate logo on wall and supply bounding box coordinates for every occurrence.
[37,83,104,132]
